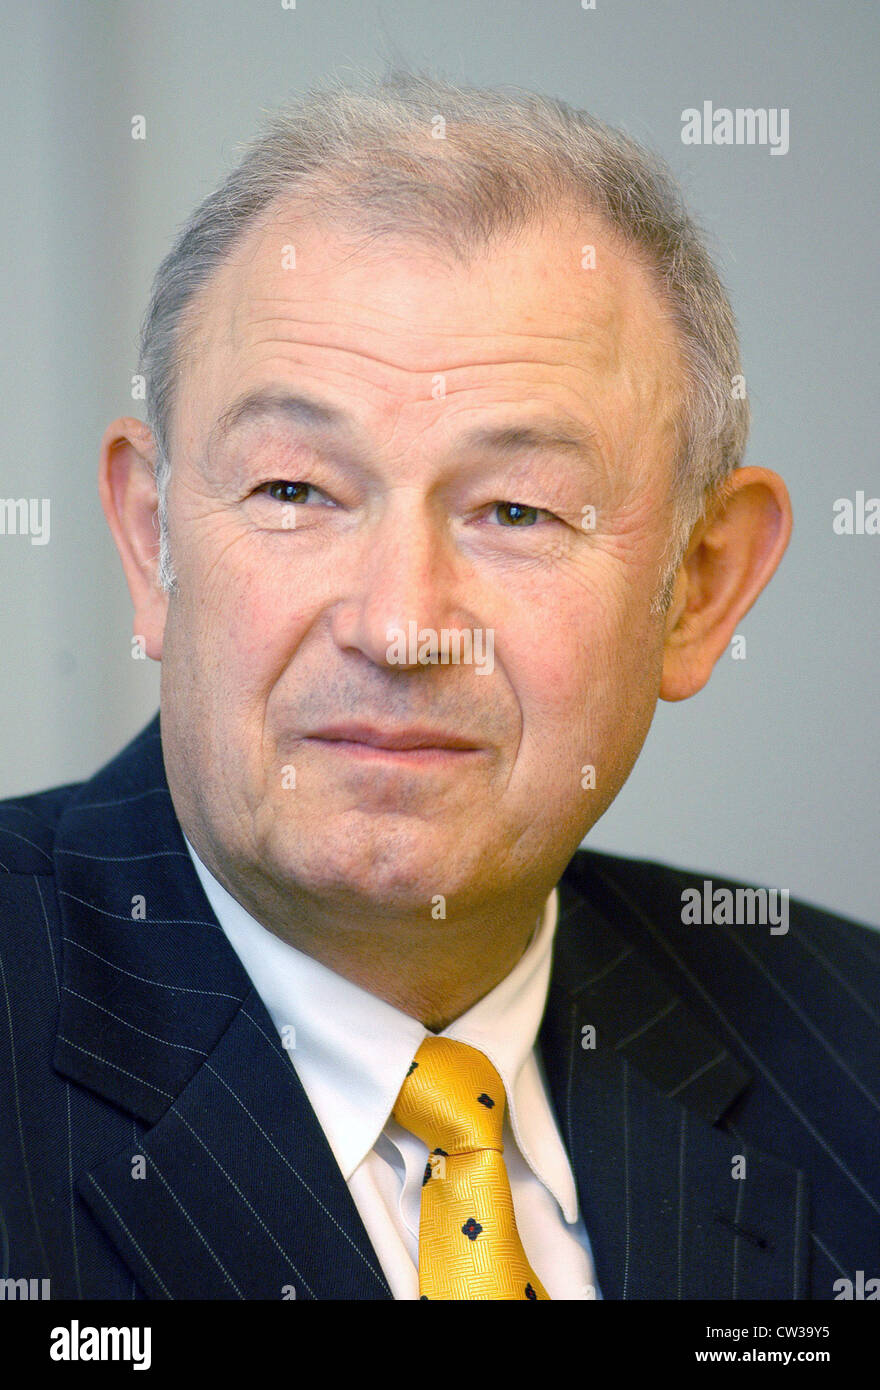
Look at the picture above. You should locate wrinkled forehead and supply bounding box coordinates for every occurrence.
[172,201,686,478]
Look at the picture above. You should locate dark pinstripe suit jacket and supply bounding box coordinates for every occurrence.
[1,713,877,1300]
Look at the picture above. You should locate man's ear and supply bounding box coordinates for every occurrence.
[660,466,793,702]
[98,417,169,661]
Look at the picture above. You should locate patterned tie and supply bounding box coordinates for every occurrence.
[392,1036,551,1300]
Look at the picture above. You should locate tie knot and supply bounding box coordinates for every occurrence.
[393,1037,506,1154]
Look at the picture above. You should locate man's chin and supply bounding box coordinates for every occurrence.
[268,864,454,921]
[258,824,473,914]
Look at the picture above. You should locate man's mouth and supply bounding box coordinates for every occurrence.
[303,722,482,762]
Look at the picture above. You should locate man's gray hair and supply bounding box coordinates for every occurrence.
[139,68,749,613]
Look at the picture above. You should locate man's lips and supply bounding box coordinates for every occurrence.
[304,722,480,752]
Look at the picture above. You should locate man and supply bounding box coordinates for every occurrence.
[1,70,877,1301]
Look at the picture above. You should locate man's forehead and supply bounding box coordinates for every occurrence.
[205,203,664,347]
[179,204,683,462]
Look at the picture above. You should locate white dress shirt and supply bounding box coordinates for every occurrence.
[184,835,601,1300]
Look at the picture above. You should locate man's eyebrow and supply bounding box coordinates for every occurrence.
[210,391,351,448]
[458,421,600,462]
[209,389,601,464]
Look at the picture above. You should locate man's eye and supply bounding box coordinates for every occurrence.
[259,481,327,505]
[492,501,549,527]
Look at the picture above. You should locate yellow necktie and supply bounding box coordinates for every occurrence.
[392,1036,551,1300]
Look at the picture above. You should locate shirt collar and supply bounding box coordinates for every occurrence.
[184,836,576,1219]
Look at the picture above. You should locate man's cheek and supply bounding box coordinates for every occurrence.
[214,584,299,665]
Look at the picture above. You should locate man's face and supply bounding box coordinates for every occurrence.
[156,205,684,916]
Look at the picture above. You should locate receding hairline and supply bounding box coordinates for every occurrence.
[169,189,690,478]
[141,70,750,608]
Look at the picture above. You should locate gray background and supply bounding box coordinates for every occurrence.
[1,0,877,925]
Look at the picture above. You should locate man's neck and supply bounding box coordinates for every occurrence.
[198,854,547,1030]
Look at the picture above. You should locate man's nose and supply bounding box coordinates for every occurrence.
[330,497,465,668]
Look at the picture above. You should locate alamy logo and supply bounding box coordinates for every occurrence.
[832,491,880,535]
[681,102,789,156]
[0,1276,51,1299]
[681,880,789,935]
[0,497,51,545]
[50,1321,151,1370]
[833,1271,880,1300]
[385,622,494,675]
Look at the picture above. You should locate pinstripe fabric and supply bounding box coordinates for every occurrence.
[546,857,880,1299]
[0,711,877,1299]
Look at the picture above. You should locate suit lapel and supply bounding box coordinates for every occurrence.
[541,868,809,1299]
[53,714,392,1299]
[52,712,808,1300]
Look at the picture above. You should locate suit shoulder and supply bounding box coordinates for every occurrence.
[0,779,82,874]
[566,845,880,963]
